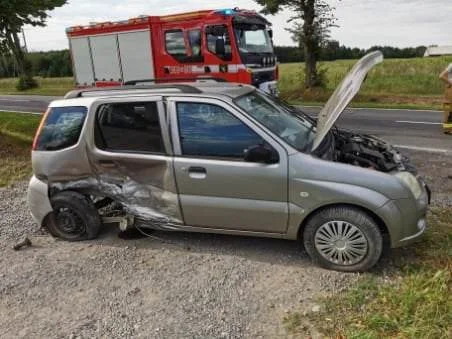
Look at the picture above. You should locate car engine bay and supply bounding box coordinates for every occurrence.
[332,130,414,173]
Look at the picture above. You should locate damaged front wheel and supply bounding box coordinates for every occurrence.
[47,191,101,241]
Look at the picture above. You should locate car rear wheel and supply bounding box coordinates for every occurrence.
[303,206,383,272]
[47,191,101,241]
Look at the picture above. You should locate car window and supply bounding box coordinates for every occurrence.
[206,25,232,61]
[165,30,187,59]
[95,102,165,154]
[176,102,262,159]
[34,106,87,151]
[235,92,316,152]
[188,29,202,60]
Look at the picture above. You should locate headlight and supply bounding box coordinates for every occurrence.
[395,172,423,199]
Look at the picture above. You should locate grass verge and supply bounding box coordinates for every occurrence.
[279,56,452,110]
[284,207,452,338]
[0,77,74,96]
[0,112,41,187]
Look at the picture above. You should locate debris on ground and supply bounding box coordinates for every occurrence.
[12,235,32,251]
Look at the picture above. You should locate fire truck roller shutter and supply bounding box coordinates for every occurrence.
[117,30,155,83]
[70,37,95,86]
[90,34,122,82]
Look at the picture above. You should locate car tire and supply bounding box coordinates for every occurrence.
[47,191,101,241]
[302,206,383,272]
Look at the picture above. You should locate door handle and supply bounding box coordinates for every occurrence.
[187,166,207,179]
[188,166,206,174]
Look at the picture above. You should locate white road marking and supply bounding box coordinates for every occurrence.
[395,145,450,153]
[0,98,31,102]
[0,109,41,115]
[395,120,442,125]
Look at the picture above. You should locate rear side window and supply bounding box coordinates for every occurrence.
[95,102,165,154]
[34,106,87,151]
[165,30,187,60]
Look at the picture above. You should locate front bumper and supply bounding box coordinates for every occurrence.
[389,182,430,248]
[27,175,53,226]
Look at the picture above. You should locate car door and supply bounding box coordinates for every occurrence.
[168,96,289,233]
[87,96,183,224]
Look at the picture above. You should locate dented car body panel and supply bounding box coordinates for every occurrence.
[28,55,429,252]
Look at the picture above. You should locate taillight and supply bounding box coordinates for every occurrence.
[32,108,50,151]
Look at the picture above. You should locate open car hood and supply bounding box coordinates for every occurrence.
[311,51,384,151]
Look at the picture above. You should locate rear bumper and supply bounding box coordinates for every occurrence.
[27,175,53,226]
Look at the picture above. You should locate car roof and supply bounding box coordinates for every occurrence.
[53,82,255,108]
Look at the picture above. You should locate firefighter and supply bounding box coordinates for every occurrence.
[439,63,452,134]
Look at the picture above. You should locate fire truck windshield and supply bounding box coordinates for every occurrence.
[234,24,273,54]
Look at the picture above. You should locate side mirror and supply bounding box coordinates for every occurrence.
[268,29,273,39]
[215,38,226,56]
[244,145,278,164]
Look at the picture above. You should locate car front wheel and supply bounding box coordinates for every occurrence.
[303,206,383,272]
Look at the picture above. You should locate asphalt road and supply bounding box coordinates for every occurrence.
[0,95,59,113]
[0,94,450,152]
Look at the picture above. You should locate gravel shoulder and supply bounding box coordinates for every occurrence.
[0,150,450,338]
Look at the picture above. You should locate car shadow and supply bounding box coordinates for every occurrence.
[92,224,314,268]
[81,223,423,273]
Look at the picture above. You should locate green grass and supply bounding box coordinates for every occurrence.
[279,56,452,109]
[284,207,452,338]
[0,77,74,96]
[0,112,41,187]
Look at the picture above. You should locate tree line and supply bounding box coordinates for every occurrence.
[0,50,72,78]
[0,44,428,78]
[275,42,427,64]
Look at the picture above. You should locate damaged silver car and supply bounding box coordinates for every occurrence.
[28,51,430,272]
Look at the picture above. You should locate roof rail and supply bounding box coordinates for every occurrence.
[64,84,202,99]
[123,77,226,86]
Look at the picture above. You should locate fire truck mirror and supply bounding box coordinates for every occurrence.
[215,39,226,56]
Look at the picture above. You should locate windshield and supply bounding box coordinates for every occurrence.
[235,91,316,152]
[234,24,274,54]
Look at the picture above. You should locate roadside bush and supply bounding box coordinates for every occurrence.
[16,75,38,91]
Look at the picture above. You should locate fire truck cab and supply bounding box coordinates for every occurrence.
[66,8,278,94]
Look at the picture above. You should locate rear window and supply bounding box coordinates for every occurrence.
[34,106,87,151]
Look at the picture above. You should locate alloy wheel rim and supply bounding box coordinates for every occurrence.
[314,221,368,266]
[56,207,86,235]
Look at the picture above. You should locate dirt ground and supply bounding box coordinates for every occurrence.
[0,150,450,338]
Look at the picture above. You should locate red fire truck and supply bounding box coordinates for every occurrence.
[66,8,278,94]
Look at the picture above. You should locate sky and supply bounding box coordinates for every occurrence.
[23,0,452,51]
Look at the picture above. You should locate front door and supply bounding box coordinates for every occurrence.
[168,97,289,233]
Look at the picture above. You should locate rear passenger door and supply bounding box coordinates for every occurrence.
[168,97,289,233]
[88,97,183,223]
